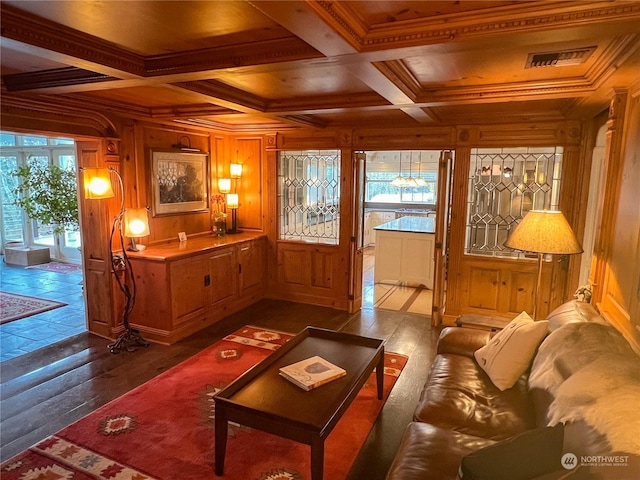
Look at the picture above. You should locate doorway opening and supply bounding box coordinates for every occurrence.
[359,150,445,315]
[0,131,86,362]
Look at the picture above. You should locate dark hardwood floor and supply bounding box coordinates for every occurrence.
[0,298,441,479]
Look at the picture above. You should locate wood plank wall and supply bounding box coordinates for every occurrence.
[591,88,640,353]
[3,99,638,351]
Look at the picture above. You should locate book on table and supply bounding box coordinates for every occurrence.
[279,355,347,391]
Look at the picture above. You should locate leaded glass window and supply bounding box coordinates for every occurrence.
[277,150,340,244]
[466,147,563,257]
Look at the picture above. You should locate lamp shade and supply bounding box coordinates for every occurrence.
[83,168,114,199]
[391,175,408,187]
[226,193,239,209]
[230,163,243,178]
[218,178,231,193]
[505,210,583,255]
[124,208,150,237]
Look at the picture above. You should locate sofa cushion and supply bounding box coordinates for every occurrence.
[414,354,536,440]
[474,311,549,391]
[458,423,564,480]
[546,300,608,331]
[436,327,490,358]
[529,322,640,455]
[385,422,495,480]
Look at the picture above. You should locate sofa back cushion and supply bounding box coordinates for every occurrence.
[546,300,608,331]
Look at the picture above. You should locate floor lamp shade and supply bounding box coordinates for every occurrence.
[505,210,583,320]
[504,210,583,255]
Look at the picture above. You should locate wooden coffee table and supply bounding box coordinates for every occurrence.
[213,326,385,480]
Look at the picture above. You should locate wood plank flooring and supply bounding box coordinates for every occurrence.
[0,299,441,479]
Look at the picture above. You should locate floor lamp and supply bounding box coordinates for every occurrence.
[82,167,150,353]
[504,210,583,320]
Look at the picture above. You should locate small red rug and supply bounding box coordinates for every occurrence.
[1,325,407,480]
[27,261,82,274]
[0,291,67,325]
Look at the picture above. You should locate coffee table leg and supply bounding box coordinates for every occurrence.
[376,350,384,400]
[215,407,228,476]
[311,435,324,480]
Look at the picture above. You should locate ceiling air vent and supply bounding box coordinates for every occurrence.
[525,46,596,68]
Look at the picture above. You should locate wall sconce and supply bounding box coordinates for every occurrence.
[124,208,150,251]
[230,163,243,179]
[218,178,231,193]
[226,193,240,233]
[81,166,149,353]
[171,135,201,152]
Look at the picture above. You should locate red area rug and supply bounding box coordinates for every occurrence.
[27,261,82,274]
[1,325,407,480]
[0,291,67,325]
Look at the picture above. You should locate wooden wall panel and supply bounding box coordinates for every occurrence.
[508,271,536,313]
[353,127,456,149]
[592,89,640,354]
[76,140,115,339]
[310,250,333,289]
[467,267,500,311]
[278,247,306,286]
[137,124,213,243]
[235,137,263,231]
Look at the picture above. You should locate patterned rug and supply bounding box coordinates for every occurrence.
[0,291,67,325]
[26,262,82,274]
[1,325,408,480]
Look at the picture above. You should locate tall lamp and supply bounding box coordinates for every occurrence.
[82,167,150,353]
[505,209,583,320]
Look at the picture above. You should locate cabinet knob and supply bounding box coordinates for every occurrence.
[204,274,211,286]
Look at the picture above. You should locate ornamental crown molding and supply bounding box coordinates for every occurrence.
[314,1,640,51]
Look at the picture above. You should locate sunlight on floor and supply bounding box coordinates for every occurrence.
[362,247,432,315]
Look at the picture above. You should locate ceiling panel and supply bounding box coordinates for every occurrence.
[215,64,372,99]
[2,0,292,56]
[75,86,220,108]
[0,45,69,75]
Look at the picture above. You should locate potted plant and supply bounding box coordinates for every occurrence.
[12,158,79,259]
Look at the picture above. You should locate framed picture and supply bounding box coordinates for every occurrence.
[151,150,209,216]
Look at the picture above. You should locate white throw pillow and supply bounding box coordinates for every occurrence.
[474,311,549,391]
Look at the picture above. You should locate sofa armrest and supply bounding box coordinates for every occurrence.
[436,327,490,357]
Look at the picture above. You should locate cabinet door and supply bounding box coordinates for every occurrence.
[208,247,238,305]
[170,257,207,325]
[238,240,264,293]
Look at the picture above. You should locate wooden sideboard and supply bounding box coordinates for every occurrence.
[127,232,266,344]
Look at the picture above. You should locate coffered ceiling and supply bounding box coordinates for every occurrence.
[1,1,639,132]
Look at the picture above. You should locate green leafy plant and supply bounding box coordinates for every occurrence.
[12,159,79,235]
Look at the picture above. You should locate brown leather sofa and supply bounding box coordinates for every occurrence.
[385,301,640,480]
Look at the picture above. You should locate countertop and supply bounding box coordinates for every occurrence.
[374,216,435,234]
[126,231,266,262]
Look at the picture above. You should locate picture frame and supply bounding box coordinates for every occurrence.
[151,149,209,216]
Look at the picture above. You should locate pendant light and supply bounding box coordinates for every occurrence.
[405,152,418,187]
[415,152,427,186]
[391,154,408,187]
